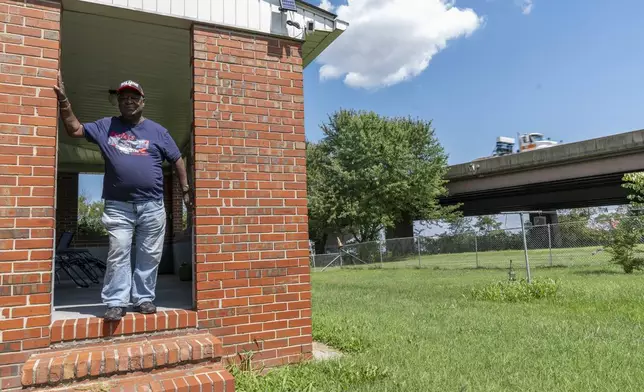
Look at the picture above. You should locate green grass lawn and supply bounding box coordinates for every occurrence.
[234,264,644,392]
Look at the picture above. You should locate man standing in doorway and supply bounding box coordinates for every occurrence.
[54,74,191,321]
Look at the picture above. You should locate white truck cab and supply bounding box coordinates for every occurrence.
[518,133,558,152]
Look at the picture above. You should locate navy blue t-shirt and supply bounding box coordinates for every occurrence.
[83,117,181,202]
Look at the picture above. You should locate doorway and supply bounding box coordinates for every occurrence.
[53,3,194,321]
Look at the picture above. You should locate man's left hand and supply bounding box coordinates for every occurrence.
[183,191,192,208]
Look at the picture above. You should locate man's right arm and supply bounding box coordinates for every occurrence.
[59,100,84,138]
[53,71,84,138]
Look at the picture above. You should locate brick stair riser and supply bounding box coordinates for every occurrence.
[22,335,223,388]
[51,310,198,344]
[49,328,201,351]
[29,364,235,392]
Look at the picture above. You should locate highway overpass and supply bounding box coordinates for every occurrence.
[440,129,644,216]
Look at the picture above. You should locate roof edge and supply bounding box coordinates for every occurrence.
[296,0,338,18]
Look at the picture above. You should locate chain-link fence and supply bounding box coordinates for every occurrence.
[310,218,629,272]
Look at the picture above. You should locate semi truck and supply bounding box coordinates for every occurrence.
[491,133,560,157]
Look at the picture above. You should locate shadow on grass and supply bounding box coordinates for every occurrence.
[321,264,574,273]
[535,264,569,270]
[574,269,624,276]
[463,264,570,271]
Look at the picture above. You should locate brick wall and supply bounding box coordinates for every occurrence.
[167,169,187,240]
[163,170,186,242]
[163,171,173,240]
[55,172,78,243]
[192,25,312,368]
[0,0,61,390]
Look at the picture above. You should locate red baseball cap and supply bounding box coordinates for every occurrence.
[116,80,144,96]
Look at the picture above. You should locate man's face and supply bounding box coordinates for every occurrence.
[117,89,144,117]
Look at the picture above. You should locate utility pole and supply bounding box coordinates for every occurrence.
[519,213,531,283]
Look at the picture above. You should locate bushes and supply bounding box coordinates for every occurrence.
[470,278,560,302]
[605,171,644,273]
[603,216,644,274]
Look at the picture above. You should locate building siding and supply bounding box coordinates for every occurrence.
[81,0,336,39]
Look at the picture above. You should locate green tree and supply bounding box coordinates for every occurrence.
[77,193,107,236]
[307,141,333,252]
[557,208,597,223]
[446,216,473,236]
[603,172,644,273]
[623,172,644,209]
[307,109,457,243]
[474,215,502,234]
[604,217,644,273]
[594,206,628,227]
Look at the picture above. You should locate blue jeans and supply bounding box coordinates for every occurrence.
[101,199,166,308]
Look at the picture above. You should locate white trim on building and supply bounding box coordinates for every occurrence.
[68,0,348,67]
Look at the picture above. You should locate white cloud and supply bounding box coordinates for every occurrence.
[316,0,483,89]
[318,0,335,12]
[520,0,533,14]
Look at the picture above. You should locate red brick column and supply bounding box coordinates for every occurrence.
[171,169,185,236]
[192,25,311,367]
[163,170,187,241]
[0,0,61,389]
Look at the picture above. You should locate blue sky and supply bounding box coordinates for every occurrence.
[81,0,644,221]
[307,0,644,162]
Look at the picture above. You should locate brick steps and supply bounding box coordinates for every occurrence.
[29,363,234,392]
[22,331,225,389]
[51,310,198,343]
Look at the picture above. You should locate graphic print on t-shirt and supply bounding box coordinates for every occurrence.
[107,131,150,156]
